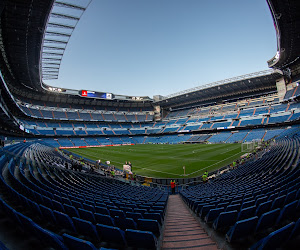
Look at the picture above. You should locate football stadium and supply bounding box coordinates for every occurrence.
[0,0,300,249]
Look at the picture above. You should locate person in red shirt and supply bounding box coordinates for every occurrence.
[170,180,176,194]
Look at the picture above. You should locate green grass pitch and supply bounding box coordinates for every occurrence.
[66,143,243,178]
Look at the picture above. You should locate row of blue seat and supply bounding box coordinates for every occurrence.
[0,142,167,249]
[180,133,300,249]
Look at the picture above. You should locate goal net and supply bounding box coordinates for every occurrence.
[241,140,262,152]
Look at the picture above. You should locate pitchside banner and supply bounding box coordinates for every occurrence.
[59,144,134,149]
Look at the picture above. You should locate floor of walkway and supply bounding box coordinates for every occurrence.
[162,194,218,249]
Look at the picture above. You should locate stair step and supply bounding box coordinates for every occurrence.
[162,195,217,250]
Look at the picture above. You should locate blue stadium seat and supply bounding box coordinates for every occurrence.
[43,196,53,209]
[250,222,295,250]
[226,216,258,243]
[52,200,65,213]
[96,224,127,247]
[255,196,268,207]
[284,190,297,205]
[270,195,286,210]
[205,207,225,223]
[212,210,238,231]
[95,206,110,215]
[134,208,147,214]
[255,200,272,217]
[63,204,80,218]
[241,200,256,210]
[143,213,162,225]
[200,204,215,219]
[110,209,126,218]
[27,199,42,217]
[72,217,100,241]
[125,229,157,249]
[255,208,280,233]
[288,218,300,241]
[53,210,76,233]
[137,219,161,236]
[0,240,8,250]
[95,213,115,226]
[115,216,137,230]
[63,233,98,250]
[276,200,298,225]
[237,205,256,220]
[126,212,143,222]
[83,203,96,213]
[31,223,67,250]
[39,204,56,224]
[72,200,83,209]
[78,208,96,224]
[14,211,34,231]
[225,203,241,212]
[61,197,72,206]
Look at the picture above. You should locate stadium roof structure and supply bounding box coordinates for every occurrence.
[41,0,92,81]
[267,0,300,72]
[0,0,53,91]
[155,70,283,110]
[0,0,299,103]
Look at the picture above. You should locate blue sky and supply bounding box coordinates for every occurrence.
[44,0,277,98]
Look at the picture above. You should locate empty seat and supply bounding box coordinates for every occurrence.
[205,207,225,223]
[72,200,83,209]
[110,209,126,218]
[255,200,272,217]
[226,216,258,243]
[95,213,115,227]
[143,213,162,225]
[284,190,297,205]
[52,200,65,213]
[96,224,127,247]
[72,217,100,241]
[63,233,98,250]
[288,218,300,241]
[78,208,96,224]
[241,200,256,210]
[200,204,215,219]
[53,210,76,233]
[225,204,241,212]
[95,206,110,215]
[137,219,161,236]
[125,229,157,249]
[250,222,295,250]
[115,216,137,230]
[237,205,256,220]
[31,222,67,250]
[61,197,72,206]
[255,196,268,207]
[83,203,96,213]
[43,196,53,209]
[39,204,56,224]
[270,195,286,210]
[134,208,147,214]
[213,210,238,231]
[276,200,298,225]
[126,212,143,222]
[255,208,280,233]
[63,204,79,218]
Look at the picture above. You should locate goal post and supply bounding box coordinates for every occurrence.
[241,140,262,152]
